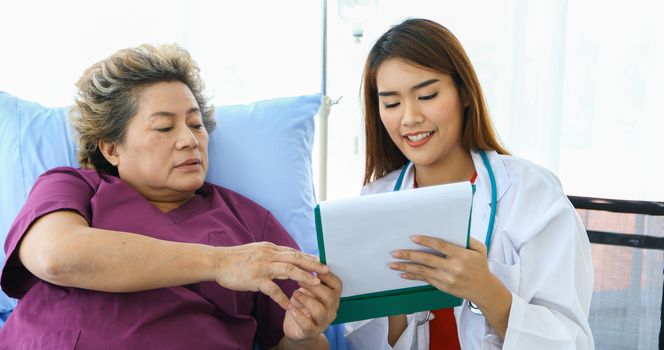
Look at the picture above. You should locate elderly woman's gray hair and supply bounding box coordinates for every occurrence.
[69,43,216,176]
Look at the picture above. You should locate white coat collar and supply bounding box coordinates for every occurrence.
[398,162,416,190]
[470,149,510,205]
[395,149,510,206]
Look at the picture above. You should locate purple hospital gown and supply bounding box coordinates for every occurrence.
[0,167,299,350]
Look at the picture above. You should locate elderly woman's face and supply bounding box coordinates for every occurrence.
[113,81,209,208]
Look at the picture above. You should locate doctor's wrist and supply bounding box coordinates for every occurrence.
[473,274,512,338]
[473,274,511,311]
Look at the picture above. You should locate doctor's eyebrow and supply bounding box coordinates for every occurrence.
[148,107,201,119]
[377,79,440,97]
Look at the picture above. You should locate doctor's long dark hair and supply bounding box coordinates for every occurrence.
[362,18,509,185]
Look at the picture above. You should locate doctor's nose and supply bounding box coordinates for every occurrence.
[401,100,424,127]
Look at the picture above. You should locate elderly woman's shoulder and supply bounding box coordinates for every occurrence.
[203,182,271,216]
[36,166,120,190]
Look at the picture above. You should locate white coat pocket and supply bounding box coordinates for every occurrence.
[488,258,520,293]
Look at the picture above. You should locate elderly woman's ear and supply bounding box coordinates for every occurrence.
[98,140,120,167]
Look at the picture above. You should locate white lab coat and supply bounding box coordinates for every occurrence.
[344,149,594,350]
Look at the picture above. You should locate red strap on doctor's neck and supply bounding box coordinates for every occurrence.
[470,171,478,185]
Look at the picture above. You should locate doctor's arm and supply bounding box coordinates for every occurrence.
[389,201,593,348]
[498,201,594,349]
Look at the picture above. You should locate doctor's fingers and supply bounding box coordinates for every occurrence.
[391,249,449,269]
[467,237,487,255]
[390,263,449,287]
[391,263,470,294]
[389,260,456,280]
[410,235,466,257]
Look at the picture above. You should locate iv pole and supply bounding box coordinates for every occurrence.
[319,0,366,201]
[318,0,330,201]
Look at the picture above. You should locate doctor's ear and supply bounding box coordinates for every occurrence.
[458,85,471,109]
[98,140,120,167]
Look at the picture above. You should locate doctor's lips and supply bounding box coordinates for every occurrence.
[175,158,202,168]
[403,131,434,147]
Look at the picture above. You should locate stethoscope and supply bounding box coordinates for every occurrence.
[392,149,498,318]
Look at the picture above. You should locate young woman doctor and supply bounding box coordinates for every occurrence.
[343,18,594,350]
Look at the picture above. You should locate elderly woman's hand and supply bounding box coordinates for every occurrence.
[214,242,329,310]
[281,272,342,347]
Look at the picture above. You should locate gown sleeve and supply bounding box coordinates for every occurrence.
[1,167,95,298]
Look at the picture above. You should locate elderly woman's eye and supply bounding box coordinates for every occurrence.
[156,127,173,132]
[191,124,205,130]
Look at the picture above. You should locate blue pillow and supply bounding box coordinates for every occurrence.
[207,95,321,255]
[0,90,321,311]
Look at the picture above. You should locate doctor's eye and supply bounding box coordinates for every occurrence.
[418,92,438,101]
[384,102,400,109]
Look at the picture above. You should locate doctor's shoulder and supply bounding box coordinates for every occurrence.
[499,154,582,216]
[360,168,404,196]
[498,154,566,198]
[495,154,585,245]
[498,154,576,215]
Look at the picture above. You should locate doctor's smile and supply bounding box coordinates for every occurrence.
[403,131,435,147]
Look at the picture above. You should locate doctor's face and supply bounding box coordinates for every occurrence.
[376,59,466,169]
[108,81,209,208]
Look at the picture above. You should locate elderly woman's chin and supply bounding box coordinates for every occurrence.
[150,164,207,196]
[172,169,207,193]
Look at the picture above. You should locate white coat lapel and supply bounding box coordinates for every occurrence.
[469,149,510,249]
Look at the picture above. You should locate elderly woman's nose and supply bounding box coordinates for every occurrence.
[176,125,200,149]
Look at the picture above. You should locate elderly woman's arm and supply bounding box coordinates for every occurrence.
[18,210,328,309]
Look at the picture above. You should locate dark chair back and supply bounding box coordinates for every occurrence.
[568,196,664,350]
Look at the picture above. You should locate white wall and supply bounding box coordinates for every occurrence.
[1,0,662,202]
[322,0,664,202]
[0,0,321,106]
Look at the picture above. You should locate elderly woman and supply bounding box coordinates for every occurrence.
[0,44,341,349]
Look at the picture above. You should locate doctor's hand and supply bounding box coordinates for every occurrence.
[389,236,507,310]
[281,272,342,348]
[389,236,512,338]
[213,242,329,310]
